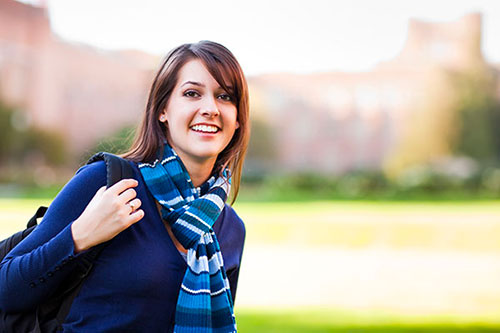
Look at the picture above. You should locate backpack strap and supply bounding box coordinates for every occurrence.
[87,152,135,188]
[0,205,44,260]
[38,152,135,331]
[27,207,48,229]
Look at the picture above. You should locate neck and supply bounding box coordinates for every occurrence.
[176,152,216,188]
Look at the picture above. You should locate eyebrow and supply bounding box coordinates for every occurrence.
[180,80,234,92]
[181,81,205,88]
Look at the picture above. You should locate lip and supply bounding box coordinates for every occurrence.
[190,122,221,129]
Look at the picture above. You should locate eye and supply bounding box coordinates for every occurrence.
[183,90,200,98]
[218,93,232,102]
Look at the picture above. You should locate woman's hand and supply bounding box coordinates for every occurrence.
[71,179,144,253]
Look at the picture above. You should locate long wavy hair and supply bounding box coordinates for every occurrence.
[122,41,250,203]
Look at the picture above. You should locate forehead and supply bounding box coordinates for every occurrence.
[176,59,231,88]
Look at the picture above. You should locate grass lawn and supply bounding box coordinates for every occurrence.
[233,200,500,251]
[236,308,500,332]
[6,199,500,251]
[0,198,52,238]
[2,199,500,330]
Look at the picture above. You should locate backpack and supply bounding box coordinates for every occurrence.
[0,152,134,333]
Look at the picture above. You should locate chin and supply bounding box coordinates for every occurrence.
[195,151,222,161]
[189,147,222,161]
[192,142,227,157]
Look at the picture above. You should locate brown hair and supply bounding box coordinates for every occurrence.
[122,41,250,203]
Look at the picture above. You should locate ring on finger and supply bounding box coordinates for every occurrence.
[128,202,135,212]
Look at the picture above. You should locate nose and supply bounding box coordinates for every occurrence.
[200,96,220,118]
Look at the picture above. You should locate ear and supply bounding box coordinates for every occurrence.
[235,120,240,129]
[159,111,167,122]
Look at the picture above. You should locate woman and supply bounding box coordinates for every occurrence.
[0,41,249,332]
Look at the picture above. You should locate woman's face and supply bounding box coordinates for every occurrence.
[160,59,239,166]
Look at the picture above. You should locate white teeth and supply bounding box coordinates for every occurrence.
[191,125,218,133]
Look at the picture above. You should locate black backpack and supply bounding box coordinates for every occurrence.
[0,152,134,333]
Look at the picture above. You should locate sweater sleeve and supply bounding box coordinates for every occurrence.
[0,162,107,312]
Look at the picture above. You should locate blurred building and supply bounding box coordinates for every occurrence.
[0,1,497,173]
[248,12,496,174]
[0,0,158,152]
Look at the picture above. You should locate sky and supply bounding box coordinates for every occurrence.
[41,0,500,76]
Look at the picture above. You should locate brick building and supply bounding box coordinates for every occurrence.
[0,1,497,174]
[248,12,497,174]
[0,0,158,152]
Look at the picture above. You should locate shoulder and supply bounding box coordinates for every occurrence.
[218,204,246,241]
[216,204,246,268]
[73,158,137,188]
[53,161,106,196]
[74,160,107,183]
[222,204,245,231]
[39,161,108,216]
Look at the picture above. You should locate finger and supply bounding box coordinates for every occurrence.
[107,179,138,195]
[118,188,137,203]
[127,209,144,225]
[90,186,106,201]
[96,186,107,196]
[127,198,142,213]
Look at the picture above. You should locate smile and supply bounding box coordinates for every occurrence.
[190,124,220,133]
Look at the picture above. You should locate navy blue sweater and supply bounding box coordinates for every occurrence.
[0,161,245,332]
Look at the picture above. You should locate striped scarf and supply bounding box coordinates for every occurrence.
[138,144,236,333]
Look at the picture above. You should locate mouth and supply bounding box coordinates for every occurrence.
[190,124,220,134]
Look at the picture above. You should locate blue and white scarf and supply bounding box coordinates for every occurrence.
[139,144,236,332]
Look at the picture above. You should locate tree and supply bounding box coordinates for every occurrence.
[0,102,66,167]
[450,66,500,163]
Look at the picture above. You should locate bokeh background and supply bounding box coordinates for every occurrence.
[1,0,500,331]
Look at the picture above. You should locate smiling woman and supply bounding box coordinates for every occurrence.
[125,41,249,202]
[0,41,249,332]
[159,59,241,188]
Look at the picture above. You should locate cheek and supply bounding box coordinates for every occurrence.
[166,110,189,129]
[226,107,239,129]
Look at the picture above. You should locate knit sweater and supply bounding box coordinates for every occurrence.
[0,161,246,332]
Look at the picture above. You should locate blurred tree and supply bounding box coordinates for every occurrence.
[243,116,277,181]
[0,103,21,164]
[242,83,279,182]
[82,126,136,162]
[385,63,500,179]
[0,101,67,167]
[384,70,459,178]
[22,128,67,166]
[450,66,500,162]
[247,117,275,162]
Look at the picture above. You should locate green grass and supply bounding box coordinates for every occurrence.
[2,182,500,202]
[236,308,500,332]
[234,200,500,214]
[236,185,500,203]
[3,199,500,251]
[233,200,500,251]
[2,199,500,330]
[0,198,52,238]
